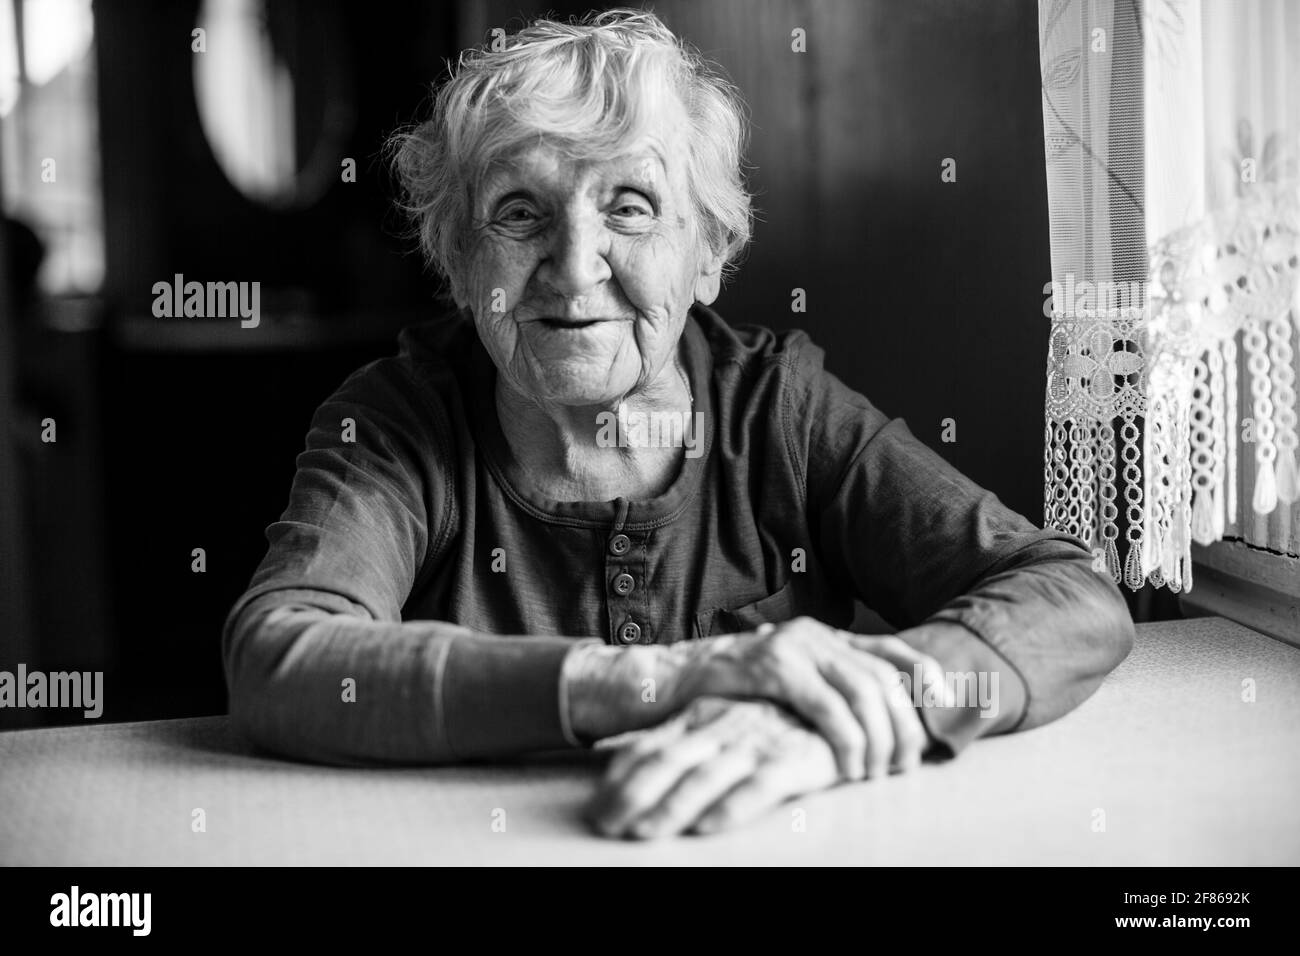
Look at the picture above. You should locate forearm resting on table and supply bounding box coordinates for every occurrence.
[225,593,735,764]
[224,592,580,765]
[224,551,1133,768]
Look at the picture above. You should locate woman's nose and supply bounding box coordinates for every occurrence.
[540,212,612,298]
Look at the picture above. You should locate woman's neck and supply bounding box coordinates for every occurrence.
[495,353,695,502]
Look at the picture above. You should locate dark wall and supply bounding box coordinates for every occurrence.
[78,0,461,723]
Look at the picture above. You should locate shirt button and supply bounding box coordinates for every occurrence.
[608,533,631,556]
[618,621,642,644]
[611,572,636,596]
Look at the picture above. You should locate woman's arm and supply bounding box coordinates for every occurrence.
[790,339,1135,755]
[223,356,592,764]
[224,591,582,764]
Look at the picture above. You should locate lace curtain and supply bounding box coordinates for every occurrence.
[1040,0,1300,592]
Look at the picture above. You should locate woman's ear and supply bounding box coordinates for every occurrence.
[693,247,725,305]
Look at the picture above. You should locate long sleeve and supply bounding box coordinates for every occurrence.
[221,357,578,765]
[787,339,1135,756]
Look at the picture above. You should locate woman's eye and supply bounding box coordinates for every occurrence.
[611,197,652,219]
[500,207,538,223]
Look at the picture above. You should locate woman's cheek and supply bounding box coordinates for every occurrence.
[619,231,689,322]
[461,255,517,369]
[466,242,527,317]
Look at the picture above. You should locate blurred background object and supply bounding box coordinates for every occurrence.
[193,0,355,211]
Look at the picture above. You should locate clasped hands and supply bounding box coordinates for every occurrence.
[569,617,955,839]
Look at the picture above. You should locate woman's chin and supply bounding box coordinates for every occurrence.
[542,384,630,410]
[522,365,636,408]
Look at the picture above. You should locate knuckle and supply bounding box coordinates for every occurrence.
[867,653,904,676]
[873,658,904,686]
[785,616,823,641]
[865,669,898,699]
[838,682,871,713]
[883,671,913,703]
[770,632,800,658]
[881,636,914,657]
[758,629,793,656]
[635,750,677,775]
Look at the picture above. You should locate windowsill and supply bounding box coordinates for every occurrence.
[1182,539,1300,647]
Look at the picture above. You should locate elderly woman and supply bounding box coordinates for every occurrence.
[223,9,1133,838]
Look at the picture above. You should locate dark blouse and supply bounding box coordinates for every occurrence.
[223,303,1134,764]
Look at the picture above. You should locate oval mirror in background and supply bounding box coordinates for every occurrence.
[193,0,354,210]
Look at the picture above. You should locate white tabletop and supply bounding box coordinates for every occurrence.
[2,616,1298,865]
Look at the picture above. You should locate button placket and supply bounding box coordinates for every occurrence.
[605,498,650,646]
[606,537,639,644]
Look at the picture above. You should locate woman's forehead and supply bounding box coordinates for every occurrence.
[481,136,679,192]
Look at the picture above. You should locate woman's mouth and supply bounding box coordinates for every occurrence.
[537,318,604,331]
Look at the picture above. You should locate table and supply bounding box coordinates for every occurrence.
[2,617,1298,865]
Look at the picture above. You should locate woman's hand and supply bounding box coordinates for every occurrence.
[690,618,952,781]
[564,616,955,781]
[587,696,841,838]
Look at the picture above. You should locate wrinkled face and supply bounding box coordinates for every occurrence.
[459,99,722,408]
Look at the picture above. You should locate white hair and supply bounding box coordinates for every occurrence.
[388,8,754,303]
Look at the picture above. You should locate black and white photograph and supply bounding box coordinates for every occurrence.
[0,0,1297,913]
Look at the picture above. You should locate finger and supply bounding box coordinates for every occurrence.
[589,728,728,837]
[693,739,838,834]
[822,651,894,780]
[783,665,867,782]
[846,635,954,707]
[601,716,692,785]
[865,657,928,772]
[843,634,926,691]
[624,745,761,840]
